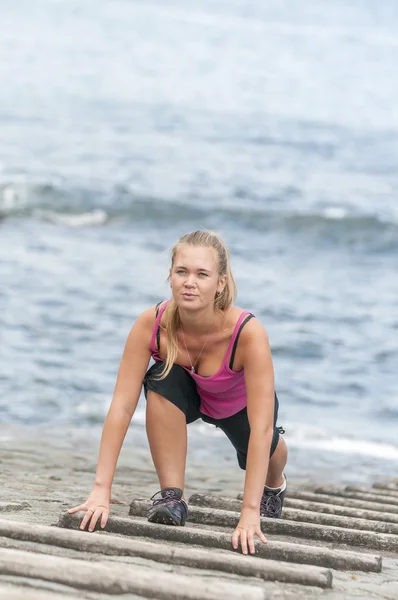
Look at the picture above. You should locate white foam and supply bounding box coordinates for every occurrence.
[133,410,146,424]
[1,185,19,210]
[75,398,109,420]
[35,208,108,227]
[323,207,348,220]
[193,422,225,437]
[288,435,398,460]
[187,418,398,461]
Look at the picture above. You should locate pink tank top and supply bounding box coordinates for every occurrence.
[150,301,253,419]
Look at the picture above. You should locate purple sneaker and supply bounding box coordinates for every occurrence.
[147,487,188,526]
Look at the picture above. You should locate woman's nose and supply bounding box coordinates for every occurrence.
[184,275,196,287]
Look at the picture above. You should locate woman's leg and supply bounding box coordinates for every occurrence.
[211,410,288,517]
[143,362,201,493]
[265,435,288,488]
[209,412,287,485]
[146,390,188,492]
[206,397,288,488]
[143,363,201,525]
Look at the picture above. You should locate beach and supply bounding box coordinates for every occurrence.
[2,425,398,599]
[0,423,246,524]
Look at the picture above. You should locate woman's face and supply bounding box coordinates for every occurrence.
[169,245,225,310]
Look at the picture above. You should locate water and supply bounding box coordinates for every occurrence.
[1,0,397,485]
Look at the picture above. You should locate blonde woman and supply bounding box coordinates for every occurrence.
[69,230,288,555]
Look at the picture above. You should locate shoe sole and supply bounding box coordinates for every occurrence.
[147,505,186,526]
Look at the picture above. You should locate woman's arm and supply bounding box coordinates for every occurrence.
[68,306,155,530]
[93,308,154,488]
[231,319,275,554]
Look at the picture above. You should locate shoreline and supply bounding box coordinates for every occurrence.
[3,421,398,491]
[0,423,247,527]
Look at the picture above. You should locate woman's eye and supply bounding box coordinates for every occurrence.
[175,270,207,277]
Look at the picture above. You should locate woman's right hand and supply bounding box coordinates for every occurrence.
[68,483,111,532]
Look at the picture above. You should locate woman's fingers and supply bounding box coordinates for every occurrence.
[79,509,94,531]
[248,530,256,555]
[231,527,249,555]
[68,504,86,514]
[88,508,103,533]
[257,527,267,545]
[231,527,240,550]
[239,528,248,555]
[232,526,268,554]
[100,508,109,529]
[249,527,267,552]
[67,503,109,532]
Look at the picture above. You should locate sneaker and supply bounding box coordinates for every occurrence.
[260,475,287,518]
[147,487,188,526]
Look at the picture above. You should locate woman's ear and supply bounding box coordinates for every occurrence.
[217,275,227,294]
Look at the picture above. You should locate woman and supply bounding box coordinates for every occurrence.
[69,230,288,555]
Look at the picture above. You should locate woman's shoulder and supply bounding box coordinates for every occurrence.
[122,304,160,352]
[135,302,165,328]
[228,306,267,338]
[226,305,255,326]
[137,299,173,331]
[226,307,269,369]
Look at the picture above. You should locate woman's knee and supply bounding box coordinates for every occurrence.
[237,451,247,470]
[270,435,288,463]
[236,431,286,471]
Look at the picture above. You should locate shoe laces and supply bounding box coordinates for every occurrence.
[260,490,282,517]
[150,489,182,508]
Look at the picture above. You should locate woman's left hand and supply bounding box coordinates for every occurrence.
[231,507,267,555]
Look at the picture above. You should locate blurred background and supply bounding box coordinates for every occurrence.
[1,0,397,485]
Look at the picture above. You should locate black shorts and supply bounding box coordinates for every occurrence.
[143,361,283,470]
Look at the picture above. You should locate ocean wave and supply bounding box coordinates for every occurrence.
[1,182,397,248]
[286,433,398,461]
[0,182,204,225]
[185,418,398,461]
[33,208,109,227]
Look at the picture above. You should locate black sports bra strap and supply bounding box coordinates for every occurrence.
[229,314,254,370]
[155,302,162,351]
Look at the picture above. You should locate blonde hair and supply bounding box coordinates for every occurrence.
[159,230,237,378]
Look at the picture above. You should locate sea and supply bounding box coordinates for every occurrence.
[1,0,397,485]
